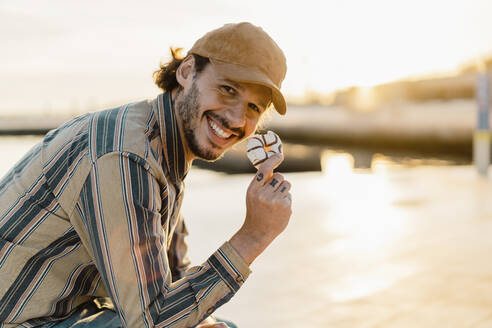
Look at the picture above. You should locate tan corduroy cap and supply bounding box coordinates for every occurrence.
[189,22,288,115]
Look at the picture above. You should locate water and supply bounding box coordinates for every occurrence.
[0,136,44,176]
[0,136,466,179]
[2,136,492,327]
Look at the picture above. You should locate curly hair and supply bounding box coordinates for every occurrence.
[153,48,210,92]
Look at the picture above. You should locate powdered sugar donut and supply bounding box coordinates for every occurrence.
[246,131,283,167]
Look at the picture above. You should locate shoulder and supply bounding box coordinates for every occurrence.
[86,99,166,184]
[86,99,152,161]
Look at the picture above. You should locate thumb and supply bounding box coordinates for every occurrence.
[255,153,284,183]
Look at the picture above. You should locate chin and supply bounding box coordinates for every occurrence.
[195,146,227,162]
[187,136,228,162]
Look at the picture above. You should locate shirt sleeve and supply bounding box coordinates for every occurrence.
[71,152,251,328]
[168,214,191,281]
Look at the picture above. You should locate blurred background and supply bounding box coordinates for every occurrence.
[3,1,492,327]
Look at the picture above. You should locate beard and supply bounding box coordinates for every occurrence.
[175,81,224,161]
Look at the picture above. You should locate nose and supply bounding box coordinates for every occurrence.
[224,102,247,128]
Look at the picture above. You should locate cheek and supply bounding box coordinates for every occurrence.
[209,87,243,107]
[244,117,259,135]
[199,90,232,109]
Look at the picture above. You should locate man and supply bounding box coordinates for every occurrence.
[0,22,291,327]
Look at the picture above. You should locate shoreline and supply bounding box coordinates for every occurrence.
[0,100,482,172]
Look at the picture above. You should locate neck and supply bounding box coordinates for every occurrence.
[170,88,196,166]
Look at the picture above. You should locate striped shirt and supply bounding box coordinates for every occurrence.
[0,92,251,327]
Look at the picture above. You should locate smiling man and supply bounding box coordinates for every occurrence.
[0,22,291,328]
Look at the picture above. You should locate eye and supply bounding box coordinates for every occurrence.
[220,85,236,95]
[248,103,261,113]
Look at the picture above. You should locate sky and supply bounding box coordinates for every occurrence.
[1,0,492,115]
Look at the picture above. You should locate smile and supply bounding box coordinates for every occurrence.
[207,116,233,140]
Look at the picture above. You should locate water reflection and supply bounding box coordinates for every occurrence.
[321,151,354,178]
[320,151,418,302]
[371,153,460,172]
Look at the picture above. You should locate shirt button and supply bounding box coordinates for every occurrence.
[236,276,244,283]
[207,308,214,315]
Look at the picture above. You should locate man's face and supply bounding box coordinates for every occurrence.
[175,62,271,162]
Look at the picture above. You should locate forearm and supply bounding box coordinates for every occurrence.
[229,226,274,266]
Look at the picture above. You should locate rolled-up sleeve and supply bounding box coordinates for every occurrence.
[71,151,251,328]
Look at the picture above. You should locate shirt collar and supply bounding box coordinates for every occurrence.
[153,92,189,186]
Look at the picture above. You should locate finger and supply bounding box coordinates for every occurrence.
[213,324,228,328]
[267,173,284,190]
[276,180,291,193]
[254,153,284,184]
[281,192,292,205]
[197,316,216,326]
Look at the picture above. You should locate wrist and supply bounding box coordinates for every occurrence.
[229,226,273,265]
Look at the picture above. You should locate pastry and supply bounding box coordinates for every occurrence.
[246,131,283,166]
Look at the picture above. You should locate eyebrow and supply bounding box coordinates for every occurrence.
[219,78,269,110]
[219,78,244,90]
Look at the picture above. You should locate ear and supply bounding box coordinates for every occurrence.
[176,55,195,88]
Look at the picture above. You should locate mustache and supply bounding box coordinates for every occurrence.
[206,111,245,139]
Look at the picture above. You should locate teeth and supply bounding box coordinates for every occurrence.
[209,119,231,139]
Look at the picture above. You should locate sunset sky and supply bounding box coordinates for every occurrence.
[2,0,492,115]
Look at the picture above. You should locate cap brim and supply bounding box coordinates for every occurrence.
[209,58,287,115]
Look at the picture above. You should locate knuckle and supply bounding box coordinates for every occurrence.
[270,173,283,182]
[257,193,269,203]
[271,197,281,205]
[272,172,284,179]
[280,181,291,191]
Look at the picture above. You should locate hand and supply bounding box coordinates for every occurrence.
[230,153,292,265]
[196,322,229,328]
[245,153,292,242]
[197,317,229,328]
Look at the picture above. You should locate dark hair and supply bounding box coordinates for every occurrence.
[153,48,210,92]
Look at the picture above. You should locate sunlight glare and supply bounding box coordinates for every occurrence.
[322,151,354,179]
[354,86,378,112]
[319,153,415,301]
